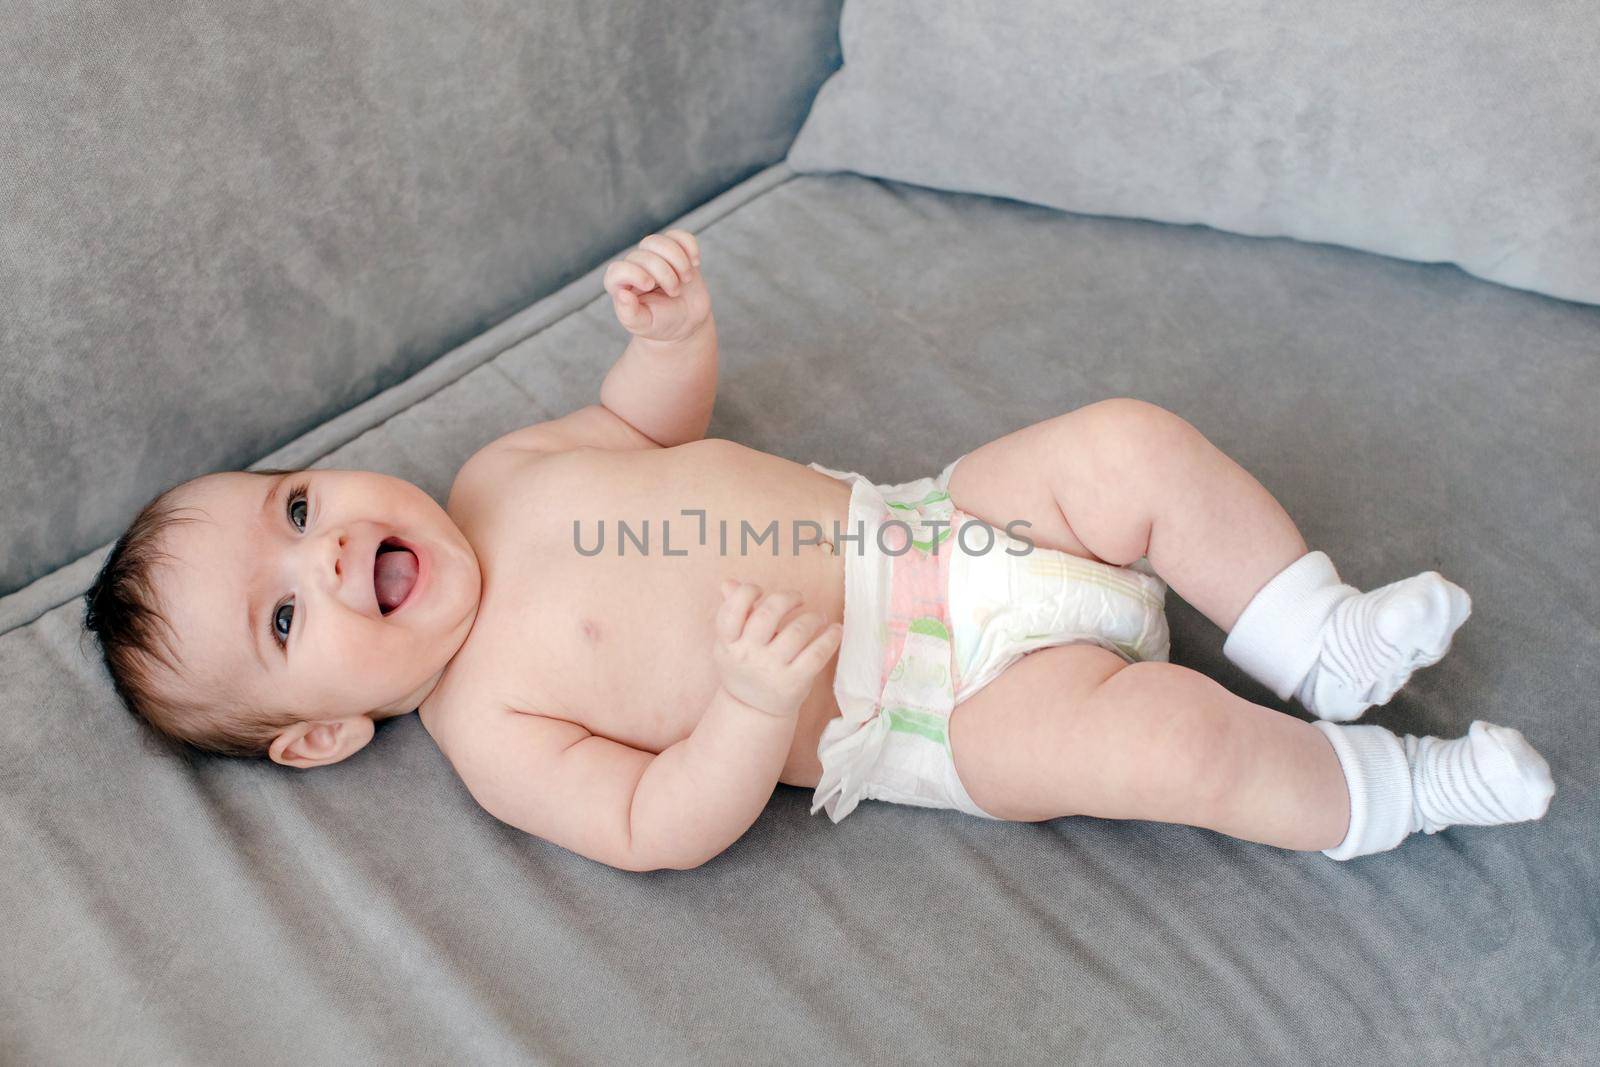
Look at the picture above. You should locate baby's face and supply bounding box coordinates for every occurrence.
[157,469,482,743]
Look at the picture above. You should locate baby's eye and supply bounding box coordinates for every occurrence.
[287,484,309,530]
[273,600,294,644]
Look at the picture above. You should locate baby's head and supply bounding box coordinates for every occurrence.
[82,468,482,767]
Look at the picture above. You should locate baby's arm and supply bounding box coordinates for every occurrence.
[449,233,713,470]
[443,582,842,872]
[597,230,717,447]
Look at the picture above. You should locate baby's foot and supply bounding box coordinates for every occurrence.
[1405,721,1555,834]
[1296,572,1472,722]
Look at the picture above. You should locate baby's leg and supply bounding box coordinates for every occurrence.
[948,644,1351,849]
[948,644,1554,856]
[945,397,1307,630]
[946,398,1471,721]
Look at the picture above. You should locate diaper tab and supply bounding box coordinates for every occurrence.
[812,709,892,823]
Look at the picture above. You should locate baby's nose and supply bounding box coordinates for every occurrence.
[331,533,348,579]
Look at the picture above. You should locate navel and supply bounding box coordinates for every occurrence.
[579,618,602,643]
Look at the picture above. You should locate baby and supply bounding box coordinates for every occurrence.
[82,230,1555,871]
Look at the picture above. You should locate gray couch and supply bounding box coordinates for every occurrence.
[4,3,1595,1063]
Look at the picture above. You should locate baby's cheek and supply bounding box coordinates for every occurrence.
[325,617,448,705]
[330,621,405,681]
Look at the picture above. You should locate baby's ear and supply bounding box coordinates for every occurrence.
[268,716,376,769]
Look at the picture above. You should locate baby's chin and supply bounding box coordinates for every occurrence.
[397,516,483,637]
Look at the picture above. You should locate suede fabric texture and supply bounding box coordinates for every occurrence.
[4,164,1596,1062]
[786,1,1600,307]
[0,0,845,597]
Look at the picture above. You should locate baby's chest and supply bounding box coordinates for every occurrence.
[471,557,725,749]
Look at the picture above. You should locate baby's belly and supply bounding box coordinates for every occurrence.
[558,552,843,788]
[491,442,854,788]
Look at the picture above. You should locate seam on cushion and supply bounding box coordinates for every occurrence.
[301,333,555,476]
[248,163,801,476]
[1,162,804,638]
[483,362,548,411]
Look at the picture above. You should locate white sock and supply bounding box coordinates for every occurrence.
[1223,551,1472,721]
[1314,720,1555,860]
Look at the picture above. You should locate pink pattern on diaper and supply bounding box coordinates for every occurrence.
[877,509,960,694]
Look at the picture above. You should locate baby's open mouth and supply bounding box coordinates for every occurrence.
[374,538,419,615]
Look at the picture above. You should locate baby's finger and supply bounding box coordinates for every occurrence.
[613,286,651,329]
[605,260,657,298]
[715,582,762,643]
[742,590,803,646]
[792,622,844,673]
[663,228,701,266]
[624,248,682,297]
[768,611,826,664]
[638,233,693,280]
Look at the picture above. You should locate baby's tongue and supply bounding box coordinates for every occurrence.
[375,548,418,613]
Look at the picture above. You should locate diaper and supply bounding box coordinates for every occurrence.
[807,455,1171,824]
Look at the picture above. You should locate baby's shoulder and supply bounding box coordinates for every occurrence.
[450,435,545,497]
[446,440,582,530]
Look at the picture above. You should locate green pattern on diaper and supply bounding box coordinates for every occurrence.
[886,490,950,510]
[911,526,954,553]
[884,706,947,745]
[909,617,950,640]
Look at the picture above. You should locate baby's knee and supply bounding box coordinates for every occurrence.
[1102,662,1244,809]
[1076,397,1204,468]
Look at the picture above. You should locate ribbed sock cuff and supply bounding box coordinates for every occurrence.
[1223,551,1349,700]
[1314,721,1416,860]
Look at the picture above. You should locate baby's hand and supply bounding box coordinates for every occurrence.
[602,229,710,345]
[713,580,844,719]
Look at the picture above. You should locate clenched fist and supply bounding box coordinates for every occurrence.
[713,580,844,718]
[602,229,711,345]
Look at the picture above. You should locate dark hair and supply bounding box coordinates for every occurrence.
[81,469,305,759]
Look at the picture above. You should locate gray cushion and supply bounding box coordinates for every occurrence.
[0,0,843,597]
[3,163,1596,1061]
[786,0,1600,307]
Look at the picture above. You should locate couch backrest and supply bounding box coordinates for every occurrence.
[0,0,843,597]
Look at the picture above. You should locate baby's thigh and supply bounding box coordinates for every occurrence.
[944,409,1106,562]
[947,642,1127,822]
[946,398,1195,567]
